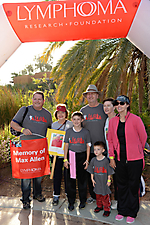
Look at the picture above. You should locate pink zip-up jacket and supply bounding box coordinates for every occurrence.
[108,112,147,161]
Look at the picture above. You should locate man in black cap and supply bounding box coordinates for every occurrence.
[81,84,107,204]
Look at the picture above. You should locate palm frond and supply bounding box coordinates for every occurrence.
[40,41,65,63]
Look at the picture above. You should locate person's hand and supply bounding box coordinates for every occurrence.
[83,161,89,170]
[110,159,116,169]
[107,180,111,187]
[64,161,70,169]
[144,149,150,155]
[22,128,32,135]
[92,179,96,187]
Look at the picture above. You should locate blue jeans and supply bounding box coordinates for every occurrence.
[21,177,42,203]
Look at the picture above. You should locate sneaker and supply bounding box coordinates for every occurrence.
[68,204,74,211]
[103,211,111,217]
[23,202,31,209]
[94,206,103,213]
[52,196,59,206]
[86,197,96,204]
[115,214,124,221]
[126,216,135,224]
[111,200,117,209]
[33,195,45,202]
[20,197,32,203]
[79,203,85,209]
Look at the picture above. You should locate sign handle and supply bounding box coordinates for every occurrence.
[50,155,56,179]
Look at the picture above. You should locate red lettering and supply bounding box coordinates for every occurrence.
[94,166,107,173]
[69,137,85,144]
[87,113,102,120]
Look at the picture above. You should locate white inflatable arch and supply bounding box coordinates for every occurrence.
[0,0,150,67]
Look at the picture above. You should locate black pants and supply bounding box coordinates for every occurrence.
[51,156,67,196]
[116,159,143,218]
[113,173,118,200]
[66,151,87,205]
[113,154,118,200]
[87,153,96,199]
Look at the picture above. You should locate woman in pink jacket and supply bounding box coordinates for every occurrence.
[108,95,147,224]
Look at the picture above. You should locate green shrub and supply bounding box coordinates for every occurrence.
[0,125,15,166]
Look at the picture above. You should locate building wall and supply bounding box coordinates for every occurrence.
[13,72,51,84]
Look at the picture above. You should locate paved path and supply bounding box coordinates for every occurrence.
[0,197,150,225]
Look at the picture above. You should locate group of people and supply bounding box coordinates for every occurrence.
[10,84,148,224]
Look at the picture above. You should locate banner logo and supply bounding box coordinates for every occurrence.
[3,0,141,42]
[20,167,42,173]
[17,0,128,21]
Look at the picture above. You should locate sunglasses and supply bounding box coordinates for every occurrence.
[115,101,126,106]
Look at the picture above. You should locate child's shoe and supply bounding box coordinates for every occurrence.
[94,206,103,213]
[68,204,74,211]
[111,200,117,209]
[52,196,59,206]
[79,203,85,209]
[86,197,96,204]
[103,211,111,217]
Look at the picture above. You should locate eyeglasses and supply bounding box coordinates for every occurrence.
[115,101,125,106]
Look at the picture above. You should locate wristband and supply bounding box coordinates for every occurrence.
[21,128,25,133]
[109,156,114,159]
[86,160,89,164]
[107,179,111,182]
[63,159,68,162]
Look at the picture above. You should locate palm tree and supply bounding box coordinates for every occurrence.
[26,64,34,75]
[34,56,53,72]
[41,38,150,113]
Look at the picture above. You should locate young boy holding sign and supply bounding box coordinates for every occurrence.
[64,111,91,211]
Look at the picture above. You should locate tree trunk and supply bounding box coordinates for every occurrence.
[138,54,145,113]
